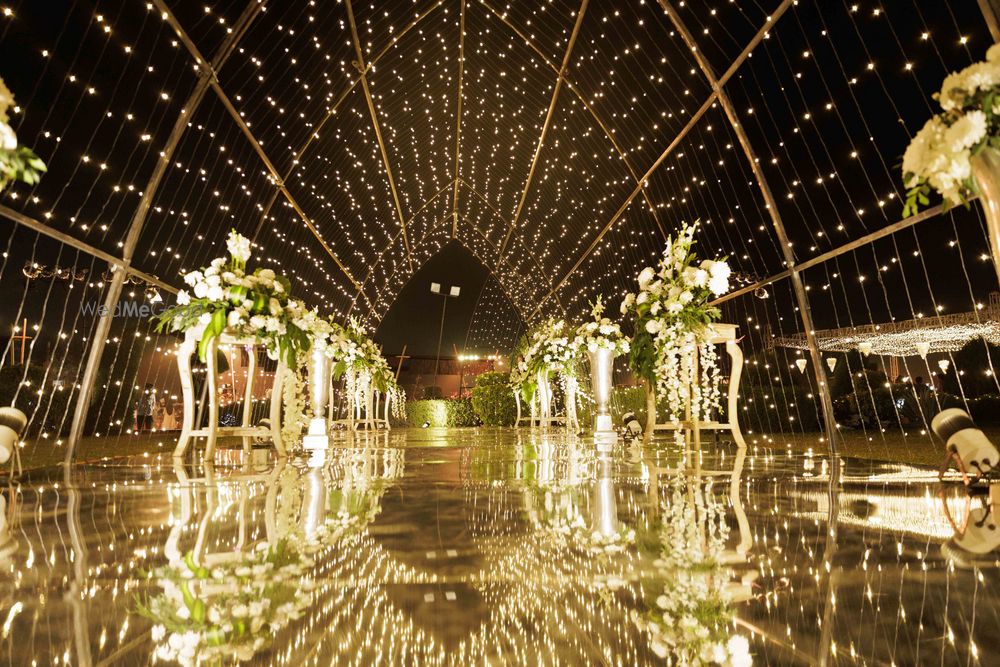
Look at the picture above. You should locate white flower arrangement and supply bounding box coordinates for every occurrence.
[633,472,752,666]
[902,44,1000,215]
[575,296,630,356]
[623,222,730,420]
[0,76,45,188]
[155,230,313,368]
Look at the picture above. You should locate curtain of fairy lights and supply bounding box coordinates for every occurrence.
[0,0,990,485]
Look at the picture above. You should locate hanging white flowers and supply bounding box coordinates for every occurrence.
[624,221,731,421]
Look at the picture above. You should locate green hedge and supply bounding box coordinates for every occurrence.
[471,372,517,426]
[406,398,480,427]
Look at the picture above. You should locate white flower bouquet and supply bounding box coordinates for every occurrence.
[0,76,45,188]
[902,44,1000,215]
[154,230,313,368]
[623,221,730,420]
[575,296,629,356]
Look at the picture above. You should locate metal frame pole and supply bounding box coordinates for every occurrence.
[65,0,265,461]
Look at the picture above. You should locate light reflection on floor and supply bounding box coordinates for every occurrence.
[0,427,997,665]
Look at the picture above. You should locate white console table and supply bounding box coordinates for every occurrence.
[174,327,286,460]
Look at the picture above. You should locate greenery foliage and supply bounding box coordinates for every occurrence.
[471,372,517,426]
[406,398,480,427]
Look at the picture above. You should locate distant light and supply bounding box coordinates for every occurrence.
[421,421,430,429]
[449,285,461,297]
[430,282,441,294]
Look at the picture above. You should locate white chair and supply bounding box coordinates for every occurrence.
[174,326,285,460]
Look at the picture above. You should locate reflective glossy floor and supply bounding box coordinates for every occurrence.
[0,428,997,666]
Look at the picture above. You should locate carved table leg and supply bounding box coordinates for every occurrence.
[241,346,256,455]
[204,337,220,461]
[725,338,747,449]
[174,333,197,458]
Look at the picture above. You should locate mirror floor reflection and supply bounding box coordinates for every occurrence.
[0,428,997,665]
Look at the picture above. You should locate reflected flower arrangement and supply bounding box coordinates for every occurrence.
[137,450,402,665]
[634,472,752,666]
[135,539,316,665]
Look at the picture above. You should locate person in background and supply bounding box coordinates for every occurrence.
[136,384,155,432]
[160,397,177,431]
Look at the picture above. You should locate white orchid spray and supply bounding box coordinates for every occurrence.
[154,230,312,368]
[903,44,1000,215]
[623,221,730,421]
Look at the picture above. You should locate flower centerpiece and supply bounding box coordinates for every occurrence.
[520,319,581,426]
[576,297,629,433]
[902,44,1000,214]
[0,77,46,188]
[902,44,1000,284]
[623,221,730,422]
[575,296,630,357]
[323,318,390,425]
[155,230,312,369]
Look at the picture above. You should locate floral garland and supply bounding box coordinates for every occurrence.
[0,77,45,188]
[623,222,730,421]
[155,230,313,368]
[575,296,629,357]
[280,363,308,446]
[903,44,1000,215]
[633,471,751,666]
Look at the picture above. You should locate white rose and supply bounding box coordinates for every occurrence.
[206,285,225,301]
[227,310,244,327]
[0,122,16,151]
[693,268,709,287]
[944,110,987,152]
[183,271,202,287]
[269,298,282,315]
[710,260,731,279]
[635,292,648,305]
[645,319,662,334]
[176,290,190,305]
[709,274,729,296]
[193,282,208,299]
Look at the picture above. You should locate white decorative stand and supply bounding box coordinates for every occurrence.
[651,323,747,449]
[331,369,389,431]
[588,347,616,440]
[563,375,580,433]
[303,345,330,450]
[174,327,285,460]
